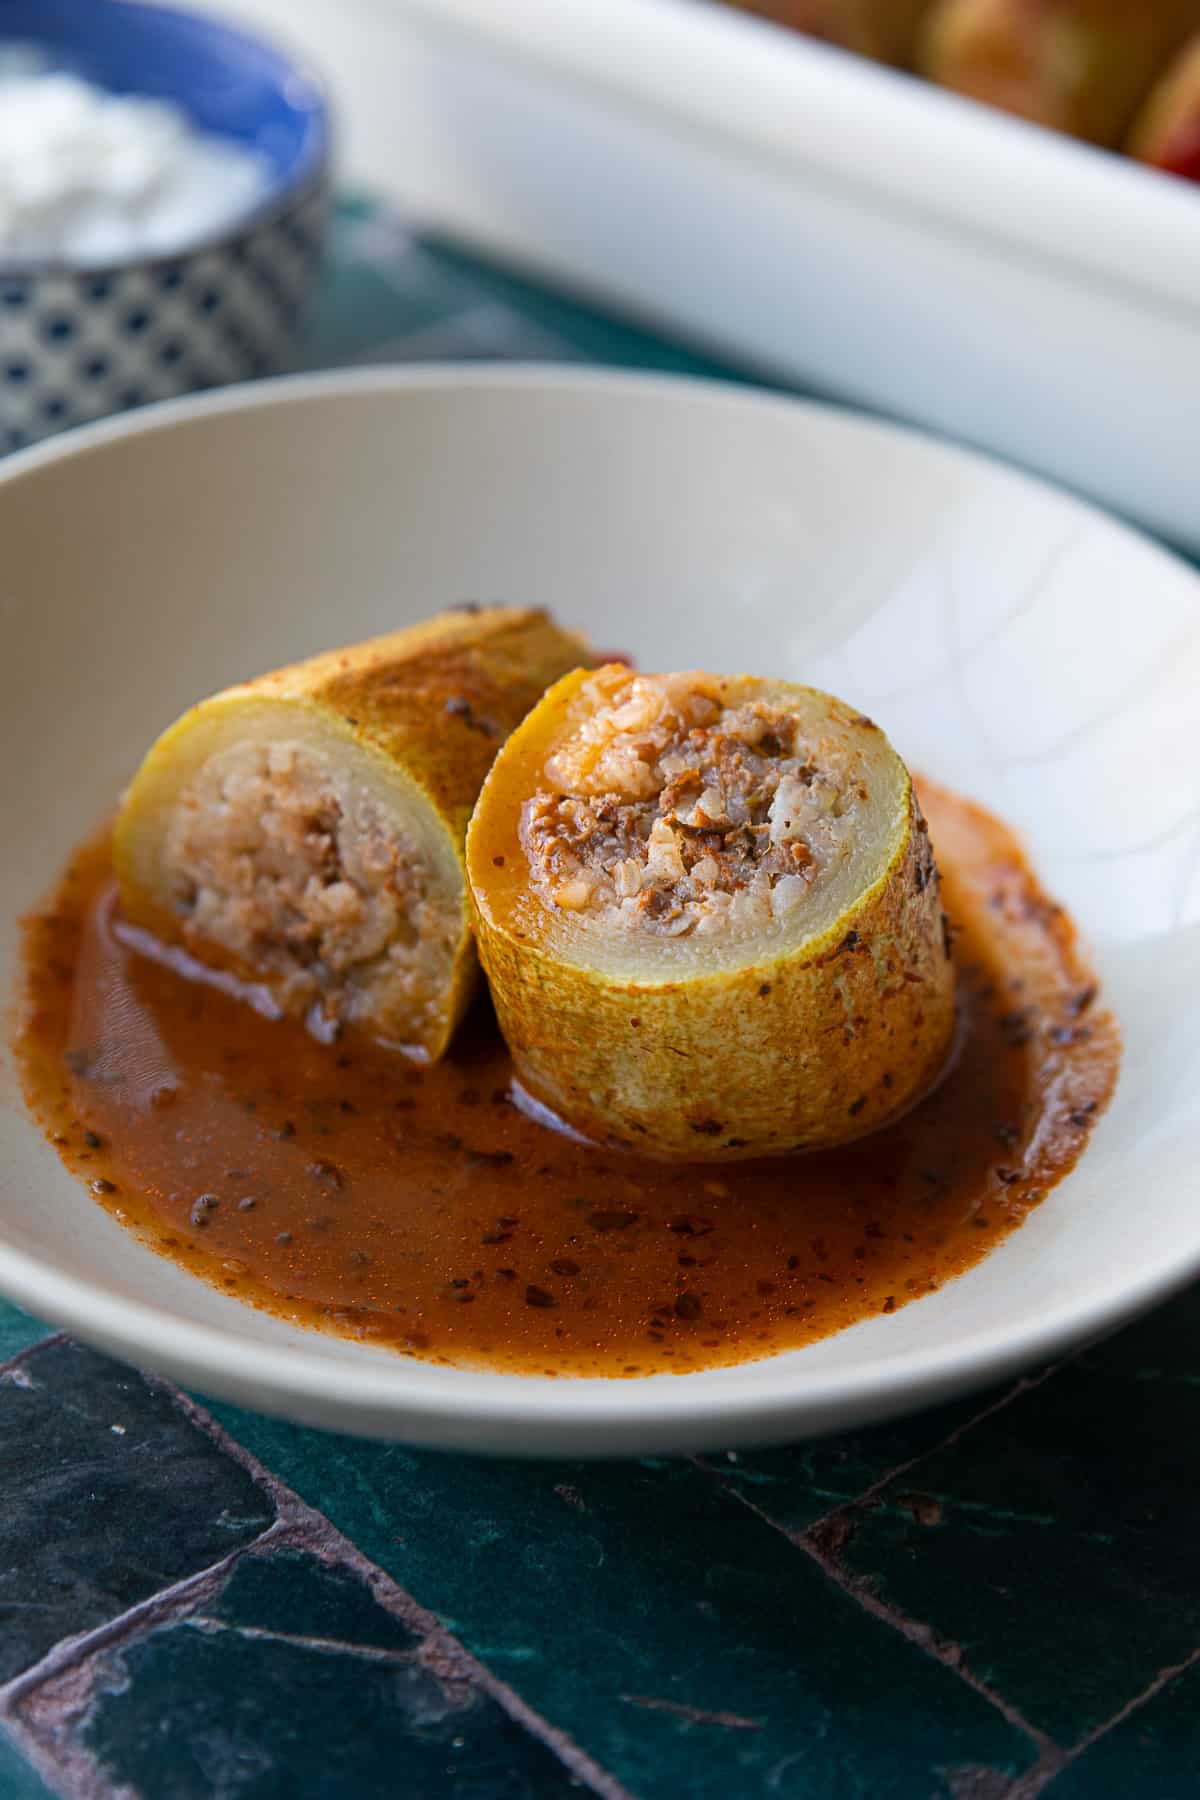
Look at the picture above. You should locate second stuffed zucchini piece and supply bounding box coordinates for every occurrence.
[466,665,956,1159]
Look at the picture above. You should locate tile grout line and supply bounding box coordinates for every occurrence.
[0,1344,638,1800]
[0,1518,296,1711]
[789,1357,1071,1542]
[1002,1646,1200,1800]
[802,1520,1064,1775]
[173,1619,428,1663]
[1073,1643,1200,1753]
[0,1332,66,1381]
[985,1745,1073,1800]
[694,1334,1195,1800]
[675,1354,1075,1772]
[148,1376,641,1800]
[0,1519,296,1800]
[723,1344,1193,1800]
[709,1461,1057,1764]
[5,1325,1169,1799]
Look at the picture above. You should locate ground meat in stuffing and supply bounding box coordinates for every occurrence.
[520,673,863,937]
[164,740,453,1040]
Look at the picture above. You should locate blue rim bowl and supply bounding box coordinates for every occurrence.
[0,0,331,277]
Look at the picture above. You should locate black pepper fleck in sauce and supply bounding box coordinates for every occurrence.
[14,781,1119,1377]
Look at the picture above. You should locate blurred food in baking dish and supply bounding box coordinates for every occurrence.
[723,0,1200,176]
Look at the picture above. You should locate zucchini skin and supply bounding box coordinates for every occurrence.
[115,606,588,1061]
[466,669,956,1160]
[217,606,592,847]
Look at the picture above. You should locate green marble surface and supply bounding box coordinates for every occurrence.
[76,1549,584,1800]
[201,1402,1041,1798]
[1050,1661,1200,1798]
[0,1341,274,1684]
[0,1730,56,1800]
[832,1292,1200,1744]
[1,192,1197,1798]
[0,1301,50,1365]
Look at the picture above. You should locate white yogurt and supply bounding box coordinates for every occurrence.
[0,60,272,266]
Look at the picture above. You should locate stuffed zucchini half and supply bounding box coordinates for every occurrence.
[115,606,587,1060]
[466,667,956,1160]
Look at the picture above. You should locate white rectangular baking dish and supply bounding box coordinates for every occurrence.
[223,0,1200,549]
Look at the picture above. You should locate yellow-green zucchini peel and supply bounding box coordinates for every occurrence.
[466,666,956,1159]
[114,606,587,1061]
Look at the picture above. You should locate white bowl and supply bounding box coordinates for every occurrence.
[1,367,1197,1455]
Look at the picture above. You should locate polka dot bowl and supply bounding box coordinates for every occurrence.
[0,0,330,451]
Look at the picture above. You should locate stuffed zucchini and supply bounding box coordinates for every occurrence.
[115,606,587,1060]
[466,666,956,1159]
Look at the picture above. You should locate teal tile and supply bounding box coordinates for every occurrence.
[414,237,741,380]
[0,1299,49,1365]
[58,1547,588,1800]
[1082,1280,1200,1388]
[709,1384,1015,1535]
[301,203,468,368]
[833,1285,1200,1746]
[0,1726,56,1800]
[0,1341,275,1682]
[202,1409,1037,1799]
[1047,1660,1200,1798]
[300,193,755,384]
[208,1545,419,1652]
